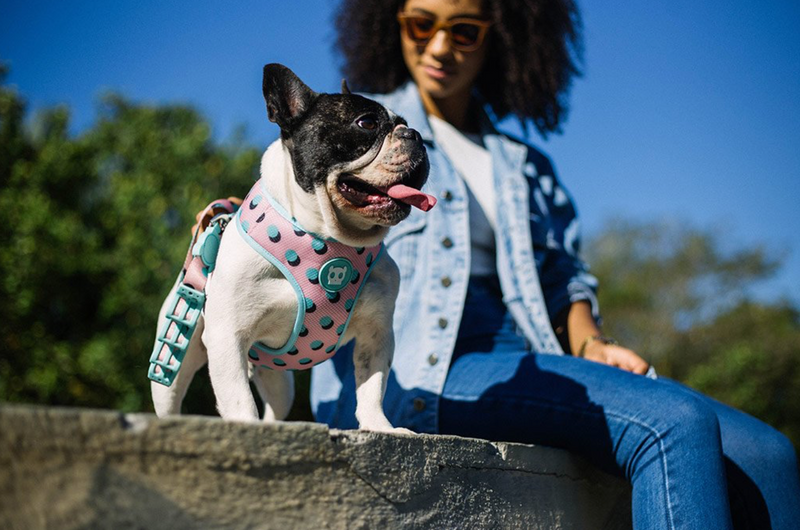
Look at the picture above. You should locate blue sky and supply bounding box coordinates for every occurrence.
[2,0,799,305]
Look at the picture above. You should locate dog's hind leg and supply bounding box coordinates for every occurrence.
[251,367,295,422]
[151,318,208,417]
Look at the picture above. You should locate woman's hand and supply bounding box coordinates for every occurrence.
[581,339,650,375]
[564,301,651,375]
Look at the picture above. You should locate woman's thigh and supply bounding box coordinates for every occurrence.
[439,351,722,475]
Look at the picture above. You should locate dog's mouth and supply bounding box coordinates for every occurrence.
[337,169,436,214]
[337,175,405,211]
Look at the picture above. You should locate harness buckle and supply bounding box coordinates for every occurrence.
[191,214,231,273]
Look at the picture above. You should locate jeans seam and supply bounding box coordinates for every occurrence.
[442,394,676,530]
[603,410,675,530]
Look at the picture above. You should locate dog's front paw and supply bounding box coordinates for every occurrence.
[389,426,415,436]
[359,424,416,436]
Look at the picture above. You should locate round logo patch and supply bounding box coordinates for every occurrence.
[319,258,354,293]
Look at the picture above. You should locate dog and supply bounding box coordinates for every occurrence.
[150,63,434,432]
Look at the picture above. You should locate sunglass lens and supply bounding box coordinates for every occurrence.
[407,17,436,42]
[451,23,480,47]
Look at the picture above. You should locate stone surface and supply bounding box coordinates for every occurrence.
[0,404,632,529]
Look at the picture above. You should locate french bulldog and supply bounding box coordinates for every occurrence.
[150,64,434,432]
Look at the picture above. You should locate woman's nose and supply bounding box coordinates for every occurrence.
[426,29,453,57]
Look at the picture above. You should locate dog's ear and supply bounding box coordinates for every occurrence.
[341,79,351,95]
[263,64,317,131]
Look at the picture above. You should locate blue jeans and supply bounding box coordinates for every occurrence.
[439,277,800,530]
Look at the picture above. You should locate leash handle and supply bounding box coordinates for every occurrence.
[148,283,205,386]
[148,198,239,387]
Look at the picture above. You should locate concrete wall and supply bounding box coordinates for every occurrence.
[0,404,632,529]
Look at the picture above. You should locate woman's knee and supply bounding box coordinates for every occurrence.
[616,388,721,461]
[749,424,798,470]
[646,385,722,442]
[616,389,726,485]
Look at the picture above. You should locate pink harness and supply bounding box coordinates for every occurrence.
[149,177,434,385]
[236,179,383,371]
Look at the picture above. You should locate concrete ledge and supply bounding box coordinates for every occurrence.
[0,404,631,529]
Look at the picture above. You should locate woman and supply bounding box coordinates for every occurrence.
[309,0,800,528]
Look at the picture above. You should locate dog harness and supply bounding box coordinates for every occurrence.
[148,181,383,386]
[236,179,384,371]
[148,171,436,384]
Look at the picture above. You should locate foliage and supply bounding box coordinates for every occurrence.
[587,219,800,447]
[675,302,800,444]
[0,68,260,413]
[586,218,781,362]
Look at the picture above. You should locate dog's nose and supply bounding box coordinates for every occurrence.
[394,125,421,143]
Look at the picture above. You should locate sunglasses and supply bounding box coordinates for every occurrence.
[397,12,492,52]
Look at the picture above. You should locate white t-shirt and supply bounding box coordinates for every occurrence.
[429,115,496,277]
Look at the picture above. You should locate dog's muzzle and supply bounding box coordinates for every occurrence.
[393,124,422,143]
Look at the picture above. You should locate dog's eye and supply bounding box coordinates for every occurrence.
[356,116,378,130]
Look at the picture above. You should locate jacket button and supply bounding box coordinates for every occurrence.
[413,398,426,411]
[428,353,439,366]
[441,276,452,288]
[438,318,448,329]
[443,190,454,201]
[441,237,453,248]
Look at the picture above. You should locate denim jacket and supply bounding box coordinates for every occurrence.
[311,82,599,433]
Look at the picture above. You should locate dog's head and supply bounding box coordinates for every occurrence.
[262,64,433,241]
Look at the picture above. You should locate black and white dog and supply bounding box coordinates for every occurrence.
[151,64,433,432]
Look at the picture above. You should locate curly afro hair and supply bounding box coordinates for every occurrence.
[334,0,584,136]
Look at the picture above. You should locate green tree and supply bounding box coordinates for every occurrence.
[677,302,800,444]
[0,67,261,413]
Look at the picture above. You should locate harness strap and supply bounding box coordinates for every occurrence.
[182,198,239,291]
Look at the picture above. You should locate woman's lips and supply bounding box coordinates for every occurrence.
[423,65,454,80]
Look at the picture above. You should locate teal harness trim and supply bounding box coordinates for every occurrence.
[259,180,342,243]
[235,207,307,356]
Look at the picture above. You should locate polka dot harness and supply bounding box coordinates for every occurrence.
[236,179,384,371]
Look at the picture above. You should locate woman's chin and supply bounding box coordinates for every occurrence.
[416,76,460,100]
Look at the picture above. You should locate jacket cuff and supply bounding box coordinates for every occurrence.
[546,276,601,330]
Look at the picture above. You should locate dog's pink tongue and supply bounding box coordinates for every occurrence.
[386,184,437,212]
